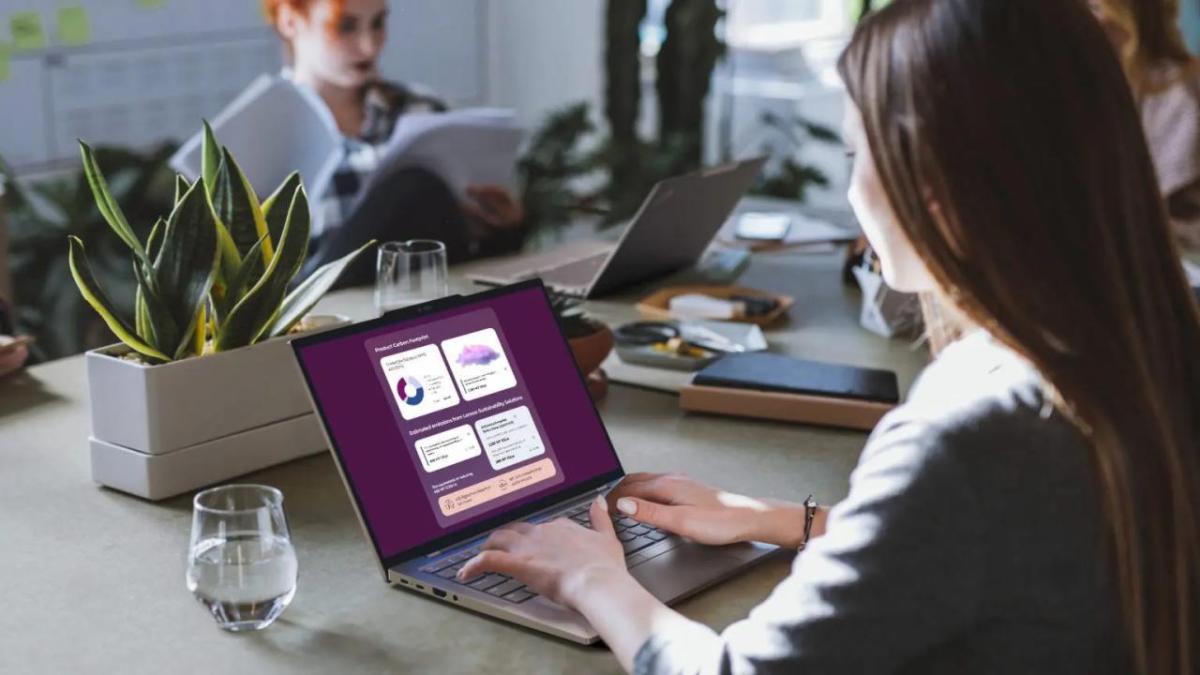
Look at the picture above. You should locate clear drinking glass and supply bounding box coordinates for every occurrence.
[375,239,450,315]
[186,484,298,632]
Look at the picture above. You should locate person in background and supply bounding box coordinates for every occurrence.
[457,0,1200,673]
[1089,0,1200,253]
[263,0,527,287]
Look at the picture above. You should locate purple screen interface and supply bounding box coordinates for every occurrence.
[295,287,621,560]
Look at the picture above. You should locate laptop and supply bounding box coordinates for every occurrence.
[290,280,777,643]
[467,157,767,298]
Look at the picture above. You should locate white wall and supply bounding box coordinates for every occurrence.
[484,0,606,128]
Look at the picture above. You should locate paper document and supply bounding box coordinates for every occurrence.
[171,74,342,201]
[171,74,523,210]
[372,108,525,198]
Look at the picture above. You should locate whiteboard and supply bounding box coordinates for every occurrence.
[0,0,485,173]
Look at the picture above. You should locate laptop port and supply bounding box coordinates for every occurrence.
[432,588,447,599]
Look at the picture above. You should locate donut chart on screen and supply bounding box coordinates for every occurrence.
[396,376,426,406]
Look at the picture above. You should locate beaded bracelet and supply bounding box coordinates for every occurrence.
[801,494,819,549]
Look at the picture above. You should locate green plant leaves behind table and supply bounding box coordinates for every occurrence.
[67,123,375,363]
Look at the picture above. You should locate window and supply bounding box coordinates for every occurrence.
[640,0,848,58]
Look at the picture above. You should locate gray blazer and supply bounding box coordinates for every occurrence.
[635,331,1126,674]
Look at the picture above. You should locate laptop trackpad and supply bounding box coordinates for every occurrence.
[631,543,747,603]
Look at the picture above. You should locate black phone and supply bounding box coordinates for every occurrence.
[694,352,900,403]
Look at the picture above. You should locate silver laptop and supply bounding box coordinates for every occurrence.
[290,280,777,643]
[468,157,767,298]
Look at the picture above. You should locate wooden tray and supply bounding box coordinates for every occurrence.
[635,285,794,327]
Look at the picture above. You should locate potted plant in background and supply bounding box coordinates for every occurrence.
[550,292,614,401]
[72,123,374,500]
[1,145,178,362]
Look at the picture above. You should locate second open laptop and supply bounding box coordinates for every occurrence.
[467,157,767,298]
[290,280,777,643]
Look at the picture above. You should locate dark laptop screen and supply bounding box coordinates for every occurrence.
[292,283,623,566]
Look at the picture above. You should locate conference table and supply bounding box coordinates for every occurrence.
[0,246,926,674]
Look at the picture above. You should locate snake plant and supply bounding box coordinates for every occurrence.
[68,123,374,363]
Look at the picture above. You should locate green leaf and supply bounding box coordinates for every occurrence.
[192,304,207,357]
[68,236,169,361]
[222,234,268,312]
[215,185,311,350]
[268,239,376,337]
[200,121,221,198]
[78,141,149,266]
[211,147,269,265]
[133,265,180,356]
[146,217,165,264]
[174,175,189,205]
[131,256,170,353]
[261,172,301,258]
[154,179,221,359]
[133,272,150,344]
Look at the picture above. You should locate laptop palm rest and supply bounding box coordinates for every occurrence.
[631,540,775,604]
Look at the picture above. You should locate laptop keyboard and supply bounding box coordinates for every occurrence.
[417,502,681,604]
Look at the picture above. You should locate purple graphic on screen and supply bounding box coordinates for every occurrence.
[456,344,501,367]
[395,376,425,406]
[293,287,623,561]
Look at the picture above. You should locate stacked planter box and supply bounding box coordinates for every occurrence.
[87,317,348,500]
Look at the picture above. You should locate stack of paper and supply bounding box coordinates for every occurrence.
[170,74,524,207]
[171,75,342,201]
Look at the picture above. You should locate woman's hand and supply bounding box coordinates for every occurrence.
[463,185,525,230]
[609,473,820,549]
[0,336,31,378]
[458,496,629,606]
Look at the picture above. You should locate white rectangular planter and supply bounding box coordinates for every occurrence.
[90,414,327,501]
[86,316,348,500]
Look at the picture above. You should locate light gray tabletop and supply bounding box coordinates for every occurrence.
[0,249,926,674]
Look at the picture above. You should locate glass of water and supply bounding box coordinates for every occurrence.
[375,239,449,315]
[186,484,298,632]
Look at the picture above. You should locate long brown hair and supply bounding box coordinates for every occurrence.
[839,0,1200,672]
[1093,0,1193,93]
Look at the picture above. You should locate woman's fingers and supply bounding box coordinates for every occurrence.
[458,550,524,580]
[588,496,616,536]
[481,528,523,551]
[464,185,523,227]
[609,476,683,506]
[505,521,535,534]
[619,472,666,485]
[614,497,687,533]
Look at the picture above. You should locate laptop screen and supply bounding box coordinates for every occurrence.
[291,282,623,568]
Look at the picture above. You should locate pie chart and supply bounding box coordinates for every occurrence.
[396,376,425,406]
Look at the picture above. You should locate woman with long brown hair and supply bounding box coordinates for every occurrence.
[1089,0,1200,253]
[457,0,1200,672]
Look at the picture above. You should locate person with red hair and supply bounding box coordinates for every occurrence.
[264,0,527,287]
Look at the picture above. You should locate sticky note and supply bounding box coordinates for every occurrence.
[0,45,10,84]
[10,12,47,51]
[57,6,92,46]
